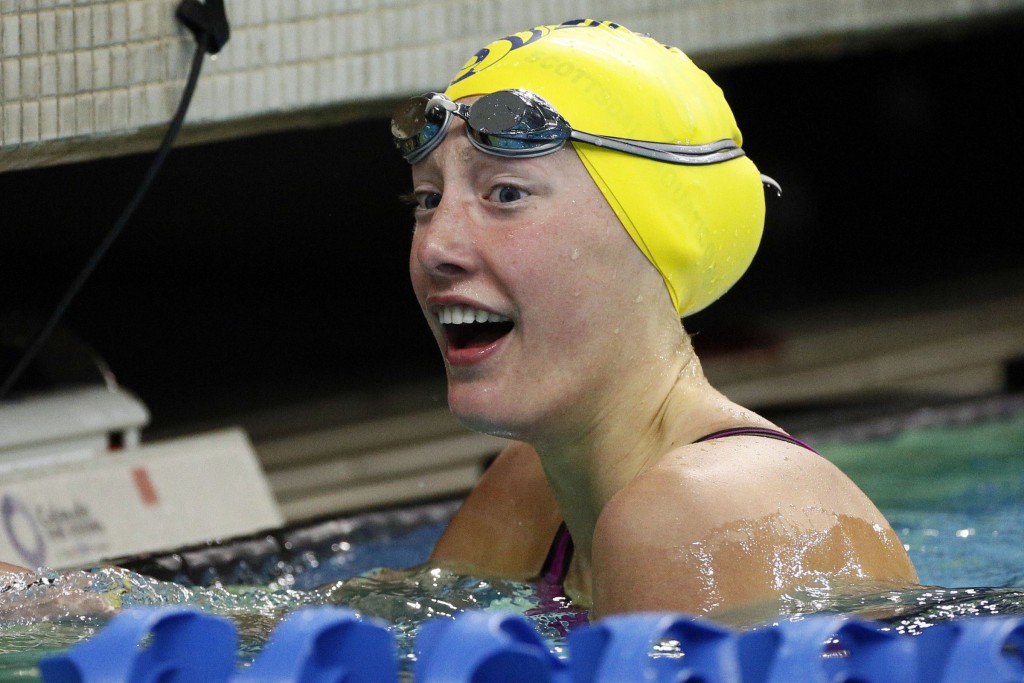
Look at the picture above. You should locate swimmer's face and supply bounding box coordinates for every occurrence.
[408,108,676,440]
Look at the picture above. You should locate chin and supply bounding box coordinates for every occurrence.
[445,383,529,441]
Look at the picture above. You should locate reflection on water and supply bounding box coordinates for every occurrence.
[317,567,584,670]
[715,581,1024,632]
[0,566,322,679]
[0,565,584,680]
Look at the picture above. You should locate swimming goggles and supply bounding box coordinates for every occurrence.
[391,89,749,167]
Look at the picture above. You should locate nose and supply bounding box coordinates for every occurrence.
[411,197,475,280]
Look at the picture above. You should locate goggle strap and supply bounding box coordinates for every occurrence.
[570,130,747,166]
[601,135,740,155]
[761,174,782,196]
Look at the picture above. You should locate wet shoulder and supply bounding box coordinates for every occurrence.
[630,433,845,520]
[593,433,884,573]
[591,435,918,617]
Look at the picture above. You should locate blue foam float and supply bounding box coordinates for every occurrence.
[569,613,739,682]
[415,610,566,682]
[235,606,398,683]
[38,607,237,683]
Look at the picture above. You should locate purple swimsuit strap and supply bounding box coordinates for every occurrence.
[541,522,574,584]
[693,426,819,454]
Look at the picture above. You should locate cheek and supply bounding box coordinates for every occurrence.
[507,245,608,340]
[408,239,430,303]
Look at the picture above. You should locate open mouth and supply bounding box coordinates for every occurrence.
[437,304,514,350]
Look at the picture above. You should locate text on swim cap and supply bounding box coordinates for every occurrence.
[449,20,623,86]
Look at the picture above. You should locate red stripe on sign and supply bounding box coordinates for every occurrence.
[132,467,159,506]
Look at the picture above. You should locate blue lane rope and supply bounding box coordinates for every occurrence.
[38,606,1024,682]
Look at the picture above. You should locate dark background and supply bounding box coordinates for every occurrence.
[2,21,1021,433]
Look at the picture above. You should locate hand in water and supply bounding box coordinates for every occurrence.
[0,569,118,623]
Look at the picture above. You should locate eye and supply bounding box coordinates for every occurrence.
[489,185,528,204]
[413,191,441,210]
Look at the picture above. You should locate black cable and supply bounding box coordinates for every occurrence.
[0,3,227,400]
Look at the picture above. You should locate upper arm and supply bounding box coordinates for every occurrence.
[429,441,563,580]
[590,465,747,618]
[590,440,918,619]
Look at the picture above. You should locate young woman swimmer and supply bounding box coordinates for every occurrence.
[392,20,918,620]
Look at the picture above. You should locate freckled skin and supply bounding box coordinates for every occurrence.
[415,115,919,622]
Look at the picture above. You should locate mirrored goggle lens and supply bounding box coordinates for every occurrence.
[469,91,566,139]
[463,90,568,156]
[391,94,451,161]
[465,90,529,134]
[390,95,432,140]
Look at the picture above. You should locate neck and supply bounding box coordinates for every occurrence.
[528,338,723,561]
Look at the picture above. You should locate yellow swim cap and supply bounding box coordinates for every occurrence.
[444,20,766,316]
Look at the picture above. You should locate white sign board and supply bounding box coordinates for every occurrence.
[0,428,283,570]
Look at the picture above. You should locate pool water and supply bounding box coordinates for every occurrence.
[2,398,1023,680]
[819,403,1024,590]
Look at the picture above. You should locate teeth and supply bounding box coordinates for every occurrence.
[437,304,510,325]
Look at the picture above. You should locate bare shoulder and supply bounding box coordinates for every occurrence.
[600,435,863,535]
[429,441,562,579]
[591,436,918,619]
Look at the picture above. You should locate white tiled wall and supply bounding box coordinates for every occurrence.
[1,0,1021,168]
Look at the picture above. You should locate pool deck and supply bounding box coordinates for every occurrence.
[200,267,1024,524]
[702,269,1024,414]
